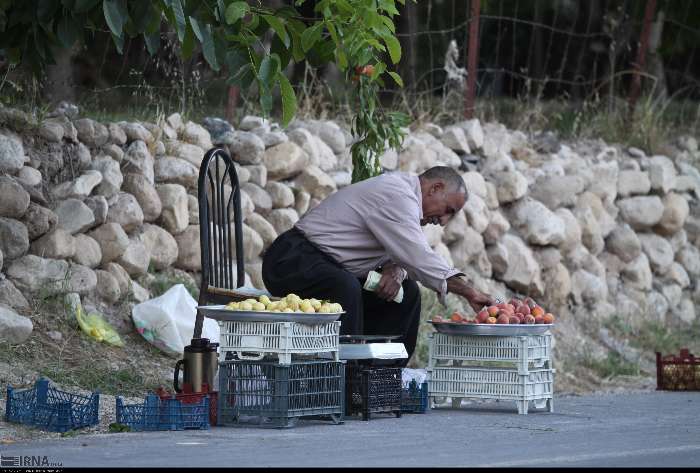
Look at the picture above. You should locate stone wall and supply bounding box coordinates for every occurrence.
[1,103,699,353]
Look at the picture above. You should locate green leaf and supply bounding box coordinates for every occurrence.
[325,21,339,44]
[277,72,296,127]
[380,15,396,33]
[335,0,354,14]
[262,15,289,48]
[388,71,403,87]
[257,54,280,88]
[189,16,219,71]
[379,0,400,16]
[103,0,128,38]
[168,0,186,42]
[384,35,401,64]
[225,1,249,25]
[181,23,195,59]
[225,48,248,71]
[371,62,387,80]
[73,0,100,12]
[144,32,160,55]
[57,16,79,48]
[336,49,348,69]
[244,12,259,29]
[270,34,292,70]
[286,19,306,62]
[301,22,323,53]
[306,39,335,67]
[364,10,383,30]
[275,6,301,19]
[145,6,162,34]
[216,0,226,22]
[111,31,124,54]
[259,84,274,117]
[226,49,256,89]
[365,38,385,51]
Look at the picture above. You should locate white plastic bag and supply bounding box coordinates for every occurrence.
[132,284,220,357]
[402,368,427,386]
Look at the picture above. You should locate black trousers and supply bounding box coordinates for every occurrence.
[262,227,422,363]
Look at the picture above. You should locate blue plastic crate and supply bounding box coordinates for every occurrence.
[401,380,428,414]
[5,378,100,433]
[116,393,210,431]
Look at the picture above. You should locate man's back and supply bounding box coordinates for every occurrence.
[295,172,422,276]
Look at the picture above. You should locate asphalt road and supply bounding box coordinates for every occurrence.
[2,391,699,467]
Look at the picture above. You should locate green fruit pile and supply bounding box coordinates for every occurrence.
[225,294,343,314]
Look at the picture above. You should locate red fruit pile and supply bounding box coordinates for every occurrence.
[431,297,555,325]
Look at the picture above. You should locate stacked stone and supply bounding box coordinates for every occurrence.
[2,103,700,351]
[0,106,351,344]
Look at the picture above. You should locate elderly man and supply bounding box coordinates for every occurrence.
[262,166,495,362]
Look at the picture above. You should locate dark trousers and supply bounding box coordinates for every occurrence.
[262,227,422,364]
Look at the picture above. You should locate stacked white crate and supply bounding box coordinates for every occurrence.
[427,331,555,414]
[218,320,341,364]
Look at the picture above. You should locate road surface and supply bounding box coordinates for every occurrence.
[1,391,699,467]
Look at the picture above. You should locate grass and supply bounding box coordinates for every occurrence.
[573,313,700,381]
[603,315,700,358]
[145,265,199,300]
[581,351,641,379]
[0,283,174,397]
[410,286,468,368]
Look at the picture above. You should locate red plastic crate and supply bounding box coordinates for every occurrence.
[656,349,700,391]
[156,386,218,426]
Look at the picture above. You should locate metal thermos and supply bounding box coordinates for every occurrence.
[174,338,219,393]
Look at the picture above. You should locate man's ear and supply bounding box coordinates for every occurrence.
[430,180,445,195]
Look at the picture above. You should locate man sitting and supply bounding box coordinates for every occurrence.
[262,166,495,364]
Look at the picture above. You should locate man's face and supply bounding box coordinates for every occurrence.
[420,181,467,226]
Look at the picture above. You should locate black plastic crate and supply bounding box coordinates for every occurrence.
[345,362,402,420]
[401,380,429,414]
[218,360,345,428]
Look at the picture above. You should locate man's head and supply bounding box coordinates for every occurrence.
[418,166,468,226]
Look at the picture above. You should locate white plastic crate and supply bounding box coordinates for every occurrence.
[428,367,554,415]
[218,320,340,365]
[428,333,552,374]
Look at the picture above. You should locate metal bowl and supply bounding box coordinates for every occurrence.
[428,321,553,336]
[198,305,343,324]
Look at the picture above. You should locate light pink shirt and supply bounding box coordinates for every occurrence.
[294,172,462,298]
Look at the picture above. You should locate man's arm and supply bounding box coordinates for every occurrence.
[363,200,496,309]
[446,275,497,313]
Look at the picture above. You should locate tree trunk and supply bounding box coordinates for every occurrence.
[44,46,76,105]
[648,10,668,100]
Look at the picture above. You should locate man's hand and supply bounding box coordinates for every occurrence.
[464,288,495,313]
[376,264,404,301]
[447,275,497,313]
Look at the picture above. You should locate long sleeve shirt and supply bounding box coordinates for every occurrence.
[294,171,463,298]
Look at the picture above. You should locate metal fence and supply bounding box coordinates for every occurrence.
[6,0,698,129]
[389,0,700,122]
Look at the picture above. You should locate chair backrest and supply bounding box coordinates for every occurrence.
[197,147,245,300]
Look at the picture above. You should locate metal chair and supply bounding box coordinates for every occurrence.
[193,147,245,339]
